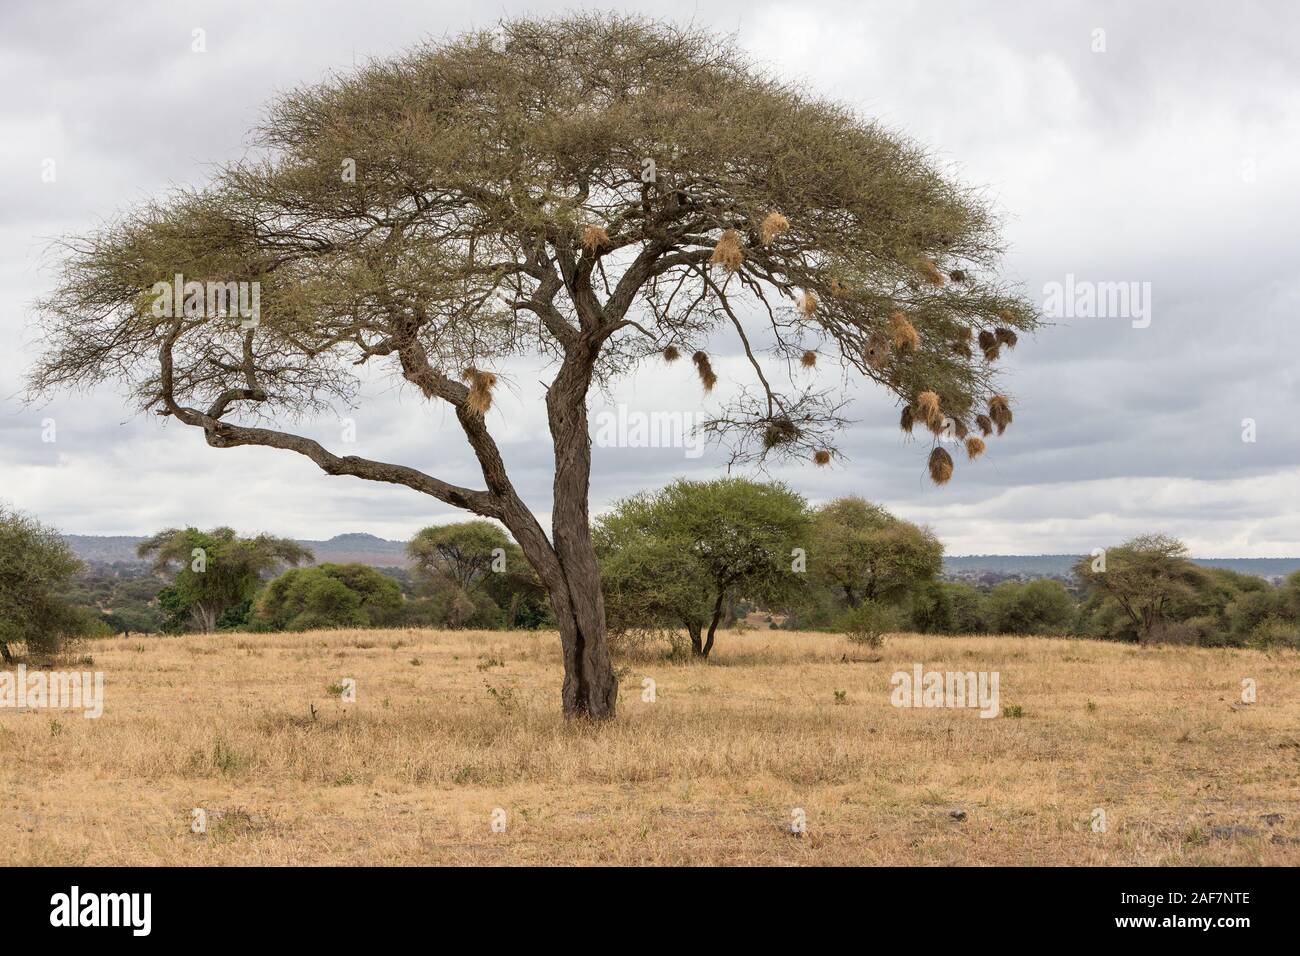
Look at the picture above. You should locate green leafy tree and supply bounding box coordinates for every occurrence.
[138,527,311,633]
[984,579,1075,635]
[31,16,1038,716]
[810,497,942,610]
[0,507,87,660]
[1073,534,1206,643]
[596,478,808,658]
[254,563,402,631]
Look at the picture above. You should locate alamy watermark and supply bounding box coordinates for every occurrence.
[0,665,104,718]
[592,404,706,459]
[890,664,1000,718]
[1042,273,1151,328]
[149,273,261,329]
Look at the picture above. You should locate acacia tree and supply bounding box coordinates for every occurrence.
[138,527,311,632]
[1073,534,1205,643]
[810,497,942,609]
[31,16,1036,718]
[408,521,514,590]
[596,478,808,658]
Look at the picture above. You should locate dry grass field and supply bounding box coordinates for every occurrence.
[2,627,1298,866]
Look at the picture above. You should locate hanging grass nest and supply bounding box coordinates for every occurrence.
[917,257,945,286]
[994,327,1018,349]
[890,312,921,351]
[900,406,916,434]
[965,436,987,460]
[951,339,972,359]
[662,344,681,363]
[800,350,817,368]
[988,395,1013,434]
[928,446,954,485]
[975,413,994,437]
[759,211,790,246]
[829,277,847,298]
[949,269,968,283]
[977,329,1000,361]
[953,419,969,440]
[762,416,800,449]
[813,449,832,466]
[581,224,611,253]
[865,332,890,370]
[916,390,942,428]
[462,367,498,415]
[692,351,717,392]
[709,228,744,274]
[798,289,818,317]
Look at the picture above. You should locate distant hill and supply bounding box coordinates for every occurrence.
[944,554,1300,582]
[64,532,412,568]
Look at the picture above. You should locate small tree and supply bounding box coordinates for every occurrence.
[138,527,312,632]
[0,507,86,661]
[1073,534,1205,643]
[596,478,808,658]
[31,16,1037,716]
[810,497,942,609]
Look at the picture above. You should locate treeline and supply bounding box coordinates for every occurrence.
[4,490,1300,662]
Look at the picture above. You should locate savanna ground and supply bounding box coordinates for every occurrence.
[2,627,1297,866]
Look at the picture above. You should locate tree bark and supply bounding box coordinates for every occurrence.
[544,342,618,719]
[687,622,704,657]
[701,591,726,658]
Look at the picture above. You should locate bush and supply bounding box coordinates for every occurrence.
[984,579,1074,635]
[253,564,402,631]
[838,601,900,648]
[1249,616,1300,650]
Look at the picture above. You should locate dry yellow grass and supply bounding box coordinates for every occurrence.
[2,628,1298,866]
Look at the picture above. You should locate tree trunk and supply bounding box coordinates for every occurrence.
[0,641,12,664]
[687,622,703,657]
[701,591,726,658]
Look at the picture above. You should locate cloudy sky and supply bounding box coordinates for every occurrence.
[2,0,1297,555]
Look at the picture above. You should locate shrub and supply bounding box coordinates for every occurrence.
[838,601,900,648]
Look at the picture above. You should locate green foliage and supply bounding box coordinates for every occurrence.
[253,563,402,631]
[943,582,989,634]
[408,521,510,589]
[838,600,901,648]
[1073,534,1205,643]
[0,506,88,659]
[138,527,312,633]
[596,478,808,656]
[809,497,943,609]
[984,579,1074,635]
[406,521,549,629]
[908,581,953,634]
